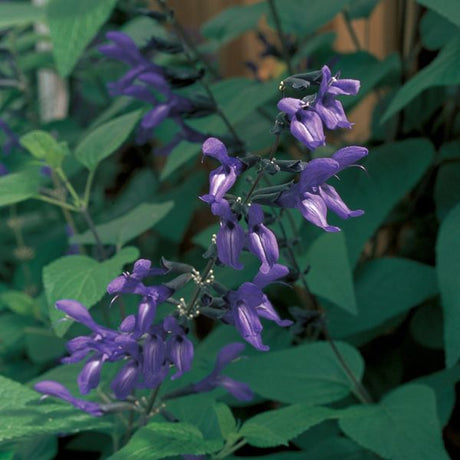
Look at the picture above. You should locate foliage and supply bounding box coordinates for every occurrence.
[0,0,459,459]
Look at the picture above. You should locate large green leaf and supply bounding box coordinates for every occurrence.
[0,168,42,207]
[382,37,460,121]
[227,341,364,404]
[414,365,460,426]
[241,404,333,448]
[436,202,460,367]
[0,375,110,444]
[416,0,460,27]
[328,258,438,340]
[298,232,357,314]
[0,2,44,28]
[46,0,118,76]
[434,162,460,221]
[71,201,173,246]
[339,384,449,460]
[332,139,435,266]
[75,110,142,170]
[20,130,67,169]
[201,2,266,44]
[420,10,459,51]
[43,247,139,337]
[108,422,222,460]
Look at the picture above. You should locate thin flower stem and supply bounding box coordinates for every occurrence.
[185,254,217,316]
[83,168,96,208]
[157,0,244,148]
[34,194,79,211]
[81,207,106,261]
[55,167,81,206]
[275,212,372,404]
[267,0,294,75]
[342,11,362,52]
[243,134,280,205]
[214,438,247,459]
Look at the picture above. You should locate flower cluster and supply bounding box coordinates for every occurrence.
[278,66,360,150]
[35,259,252,415]
[99,31,210,152]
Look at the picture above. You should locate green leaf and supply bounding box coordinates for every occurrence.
[214,403,237,440]
[420,10,459,51]
[201,2,267,44]
[416,0,460,27]
[0,313,33,355]
[0,375,110,444]
[0,168,42,207]
[328,258,438,340]
[410,304,444,350]
[339,384,449,460]
[274,0,348,37]
[228,341,364,405]
[382,37,460,121]
[46,0,118,76]
[75,110,142,170]
[436,202,460,367]
[241,404,333,448]
[160,141,199,182]
[0,290,35,316]
[414,365,460,426]
[0,2,44,28]
[434,162,460,221]
[43,247,139,337]
[20,130,67,168]
[298,232,356,314]
[72,201,173,246]
[333,139,435,266]
[25,328,66,364]
[108,422,222,460]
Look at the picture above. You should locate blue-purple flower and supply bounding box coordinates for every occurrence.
[277,146,368,231]
[193,343,253,401]
[34,381,103,416]
[247,203,279,274]
[226,264,292,350]
[200,137,243,204]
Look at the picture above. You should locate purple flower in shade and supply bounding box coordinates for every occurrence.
[142,329,169,388]
[0,162,8,176]
[0,118,21,155]
[34,381,103,416]
[78,355,106,395]
[200,137,243,204]
[277,147,368,231]
[164,316,194,380]
[277,97,325,151]
[56,299,105,333]
[192,343,253,401]
[313,65,360,130]
[107,259,172,306]
[212,200,245,270]
[99,31,150,68]
[227,264,292,351]
[111,359,141,400]
[247,204,279,273]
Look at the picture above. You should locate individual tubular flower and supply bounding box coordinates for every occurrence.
[314,65,360,130]
[276,147,368,231]
[247,203,279,274]
[164,316,194,380]
[192,343,253,401]
[211,200,245,270]
[200,137,243,204]
[111,359,141,400]
[277,97,325,151]
[226,264,292,350]
[34,381,104,416]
